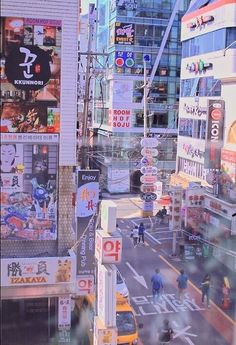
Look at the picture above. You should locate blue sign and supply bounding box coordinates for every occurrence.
[115,51,135,67]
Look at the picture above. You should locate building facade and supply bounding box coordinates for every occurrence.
[91,0,190,193]
[174,0,236,269]
[1,0,79,343]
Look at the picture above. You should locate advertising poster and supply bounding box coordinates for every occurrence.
[58,296,71,331]
[108,109,131,131]
[115,22,135,45]
[1,255,76,287]
[107,168,130,193]
[204,100,224,169]
[76,170,99,277]
[0,133,58,241]
[0,17,61,133]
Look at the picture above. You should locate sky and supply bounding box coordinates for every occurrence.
[81,0,96,14]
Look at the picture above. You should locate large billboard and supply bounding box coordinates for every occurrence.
[204,100,224,169]
[76,170,99,277]
[0,133,58,240]
[1,17,61,133]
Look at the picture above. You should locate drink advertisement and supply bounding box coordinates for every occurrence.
[1,17,61,133]
[0,133,58,241]
[76,170,99,278]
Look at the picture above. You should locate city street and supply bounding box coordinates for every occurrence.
[113,197,236,345]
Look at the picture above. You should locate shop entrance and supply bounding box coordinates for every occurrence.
[1,298,56,345]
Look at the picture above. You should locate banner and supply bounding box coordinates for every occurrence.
[0,134,58,241]
[1,255,76,287]
[58,297,71,331]
[1,17,61,133]
[204,100,224,169]
[76,170,99,277]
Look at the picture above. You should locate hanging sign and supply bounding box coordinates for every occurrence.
[140,174,158,184]
[141,148,158,157]
[140,193,157,202]
[140,184,157,193]
[141,138,159,147]
[140,166,158,175]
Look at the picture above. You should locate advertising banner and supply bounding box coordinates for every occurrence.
[1,255,76,287]
[1,17,61,133]
[76,170,99,277]
[0,134,58,241]
[185,187,204,207]
[169,187,183,231]
[205,100,225,169]
[107,168,130,193]
[114,22,135,45]
[58,296,71,331]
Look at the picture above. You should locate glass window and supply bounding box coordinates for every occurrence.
[181,77,221,97]
[226,27,236,48]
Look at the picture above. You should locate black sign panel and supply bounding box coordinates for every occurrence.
[5,45,51,91]
[76,170,99,276]
[140,192,157,202]
[115,22,135,45]
[205,100,224,169]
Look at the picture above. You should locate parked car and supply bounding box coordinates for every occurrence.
[116,269,130,302]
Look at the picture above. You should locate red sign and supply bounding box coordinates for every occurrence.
[76,275,94,295]
[221,149,236,163]
[140,174,158,184]
[140,184,157,193]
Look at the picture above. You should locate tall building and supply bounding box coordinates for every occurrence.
[91,0,190,194]
[174,0,236,269]
[1,1,79,343]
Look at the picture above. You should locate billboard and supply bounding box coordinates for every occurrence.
[204,100,225,169]
[0,133,58,240]
[76,170,99,277]
[1,17,61,133]
[114,22,135,45]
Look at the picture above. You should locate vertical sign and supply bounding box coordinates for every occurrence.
[205,100,225,169]
[76,170,99,279]
[58,296,71,330]
[169,187,183,231]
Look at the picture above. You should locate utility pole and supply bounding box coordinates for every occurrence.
[143,56,148,138]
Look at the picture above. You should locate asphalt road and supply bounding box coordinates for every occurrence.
[115,214,235,345]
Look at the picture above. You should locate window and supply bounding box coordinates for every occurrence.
[179,118,206,139]
[182,28,236,58]
[181,77,221,97]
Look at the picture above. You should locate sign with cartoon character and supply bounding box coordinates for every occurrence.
[0,17,61,133]
[0,133,58,241]
[1,256,76,286]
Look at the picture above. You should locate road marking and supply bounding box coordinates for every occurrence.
[145,242,150,247]
[159,254,236,327]
[151,248,157,252]
[145,231,162,244]
[126,262,148,289]
[131,220,138,226]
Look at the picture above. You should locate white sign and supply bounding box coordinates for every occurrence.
[140,174,158,184]
[169,187,183,231]
[58,296,71,331]
[97,264,116,327]
[1,133,59,143]
[95,231,122,264]
[1,255,76,287]
[101,200,117,234]
[143,201,153,212]
[76,275,94,295]
[76,181,99,217]
[1,173,23,192]
[107,168,130,193]
[141,147,158,157]
[154,181,163,200]
[108,109,131,131]
[141,137,159,147]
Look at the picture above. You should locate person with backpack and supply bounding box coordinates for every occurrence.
[138,222,145,244]
[158,319,174,344]
[151,268,164,304]
[176,269,188,302]
[132,225,139,247]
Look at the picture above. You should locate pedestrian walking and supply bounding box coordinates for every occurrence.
[133,225,139,247]
[158,319,174,344]
[176,269,188,302]
[201,273,211,308]
[138,222,145,244]
[151,268,164,304]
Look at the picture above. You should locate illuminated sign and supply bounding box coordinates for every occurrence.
[204,100,225,169]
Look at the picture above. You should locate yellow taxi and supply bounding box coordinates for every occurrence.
[73,292,140,345]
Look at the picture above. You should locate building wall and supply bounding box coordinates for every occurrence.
[2,0,78,166]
